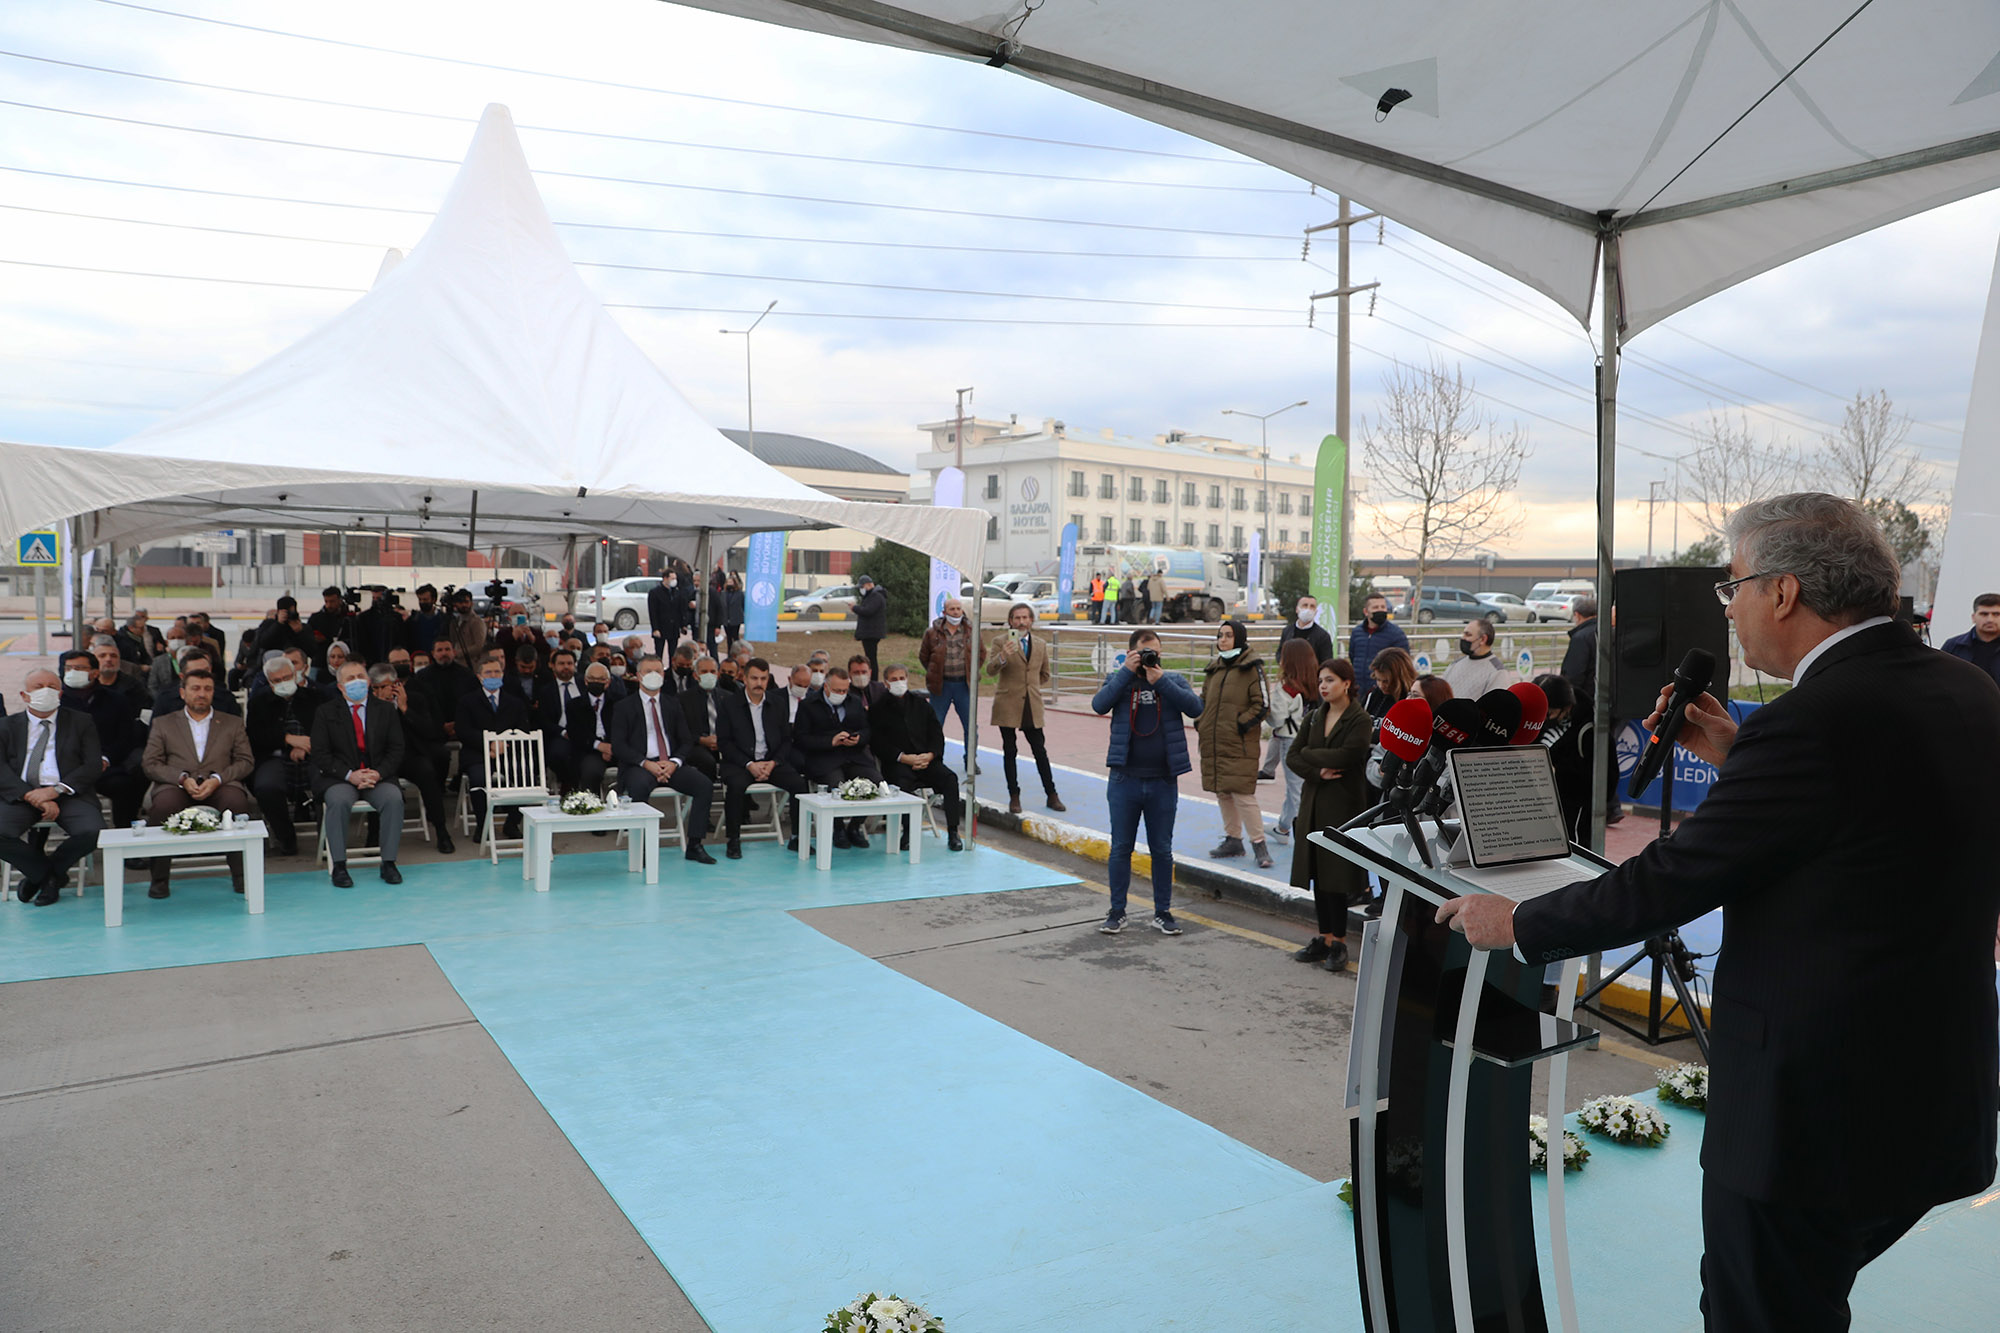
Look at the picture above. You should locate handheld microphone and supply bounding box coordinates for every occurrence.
[1374,697,1432,789]
[1626,648,1716,797]
[1507,681,1548,745]
[1473,689,1522,748]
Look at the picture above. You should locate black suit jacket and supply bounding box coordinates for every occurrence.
[453,689,533,778]
[869,693,944,769]
[62,684,145,771]
[609,690,697,771]
[675,684,726,775]
[1514,622,2000,1212]
[309,696,407,795]
[569,690,616,752]
[246,688,324,760]
[535,678,588,743]
[717,690,792,769]
[793,692,871,759]
[0,708,103,803]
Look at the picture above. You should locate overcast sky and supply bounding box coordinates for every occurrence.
[0,0,1988,559]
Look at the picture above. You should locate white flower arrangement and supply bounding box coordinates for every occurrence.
[823,1292,944,1333]
[1528,1114,1590,1172]
[163,807,223,835]
[560,791,605,816]
[837,778,883,801]
[1576,1094,1671,1147]
[1656,1062,1709,1110]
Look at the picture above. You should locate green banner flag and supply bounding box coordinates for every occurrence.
[1308,433,1347,613]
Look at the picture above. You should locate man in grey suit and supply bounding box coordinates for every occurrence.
[0,668,104,906]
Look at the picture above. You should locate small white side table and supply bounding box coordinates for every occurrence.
[97,822,268,928]
[794,791,927,872]
[520,805,661,892]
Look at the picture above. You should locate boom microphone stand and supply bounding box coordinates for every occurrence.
[1575,758,1712,1060]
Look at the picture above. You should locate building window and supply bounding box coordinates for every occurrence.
[1127,476,1145,502]
[1299,492,1312,517]
[1232,487,1247,512]
[1207,523,1220,547]
[985,474,1000,500]
[1153,479,1169,505]
[1232,526,1245,548]
[1255,491,1267,513]
[1182,481,1198,506]
[1069,513,1083,534]
[1278,493,1292,516]
[1069,470,1086,498]
[1181,521,1195,546]
[1099,473,1116,500]
[1279,528,1290,546]
[987,514,999,541]
[1153,519,1168,544]
[1208,484,1223,509]
[1098,516,1114,541]
[1122,518,1138,542]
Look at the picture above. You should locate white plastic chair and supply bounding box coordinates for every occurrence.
[314,779,430,868]
[0,820,96,898]
[475,730,550,864]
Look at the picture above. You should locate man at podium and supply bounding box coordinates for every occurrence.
[1438,493,2000,1331]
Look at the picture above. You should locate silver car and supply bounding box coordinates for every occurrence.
[571,576,660,631]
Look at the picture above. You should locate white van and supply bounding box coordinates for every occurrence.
[1525,580,1595,623]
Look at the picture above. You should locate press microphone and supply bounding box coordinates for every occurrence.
[1507,681,1548,745]
[1626,648,1716,797]
[1473,689,1522,748]
[1374,697,1432,789]
[1402,696,1479,795]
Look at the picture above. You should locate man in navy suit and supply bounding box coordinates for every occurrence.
[454,654,533,844]
[311,660,408,888]
[1440,493,2000,1330]
[792,665,882,850]
[536,646,586,791]
[609,655,715,864]
[715,657,808,859]
[0,668,103,905]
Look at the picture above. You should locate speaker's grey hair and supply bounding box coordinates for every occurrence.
[1725,492,1900,623]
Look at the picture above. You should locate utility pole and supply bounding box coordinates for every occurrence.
[1643,479,1667,566]
[953,386,973,471]
[1308,196,1380,621]
[721,300,778,455]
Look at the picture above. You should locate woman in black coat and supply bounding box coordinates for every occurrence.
[1287,658,1372,971]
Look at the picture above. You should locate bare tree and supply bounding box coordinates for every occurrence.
[1362,359,1530,601]
[1811,389,1929,507]
[1678,410,1805,540]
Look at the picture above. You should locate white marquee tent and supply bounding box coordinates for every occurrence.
[0,104,987,608]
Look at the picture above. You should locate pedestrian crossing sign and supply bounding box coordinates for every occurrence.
[15,531,60,567]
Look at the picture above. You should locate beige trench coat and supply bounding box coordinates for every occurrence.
[984,629,1052,729]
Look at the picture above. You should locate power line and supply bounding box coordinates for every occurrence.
[92,0,1249,164]
[0,47,1300,196]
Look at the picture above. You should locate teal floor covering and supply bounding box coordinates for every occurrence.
[3,846,1993,1330]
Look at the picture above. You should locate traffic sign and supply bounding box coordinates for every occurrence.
[16,531,60,566]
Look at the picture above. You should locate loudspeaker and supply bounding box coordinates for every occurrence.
[1611,567,1731,718]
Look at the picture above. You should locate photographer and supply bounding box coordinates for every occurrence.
[305,587,353,671]
[1091,628,1203,936]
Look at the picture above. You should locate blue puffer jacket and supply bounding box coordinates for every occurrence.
[1092,666,1204,775]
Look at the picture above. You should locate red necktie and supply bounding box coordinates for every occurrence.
[351,704,367,761]
[649,698,670,760]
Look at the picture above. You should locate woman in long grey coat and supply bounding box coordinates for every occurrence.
[1287,659,1372,972]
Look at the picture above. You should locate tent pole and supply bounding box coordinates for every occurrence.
[71,514,88,649]
[466,490,479,570]
[102,544,116,622]
[693,528,712,650]
[1589,228,1622,855]
[967,580,983,842]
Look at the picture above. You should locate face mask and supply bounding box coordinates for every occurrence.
[273,679,299,699]
[1295,608,1316,627]
[170,642,189,658]
[1459,639,1475,656]
[944,614,963,626]
[393,663,412,679]
[585,679,608,697]
[789,683,808,701]
[610,664,627,678]
[810,671,825,687]
[887,680,909,698]
[851,674,870,689]
[823,691,848,708]
[698,673,718,691]
[481,676,504,693]
[63,669,91,690]
[1370,611,1389,627]
[640,671,666,692]
[666,579,677,589]
[27,687,60,713]
[342,679,369,703]
[1218,647,1241,659]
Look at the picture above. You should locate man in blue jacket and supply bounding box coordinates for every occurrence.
[1348,592,1409,683]
[1092,627,1204,936]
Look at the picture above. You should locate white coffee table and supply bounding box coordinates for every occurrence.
[97,822,268,928]
[520,804,661,893]
[794,790,928,871]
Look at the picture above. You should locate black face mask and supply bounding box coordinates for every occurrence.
[585,680,608,697]
[393,663,412,679]
[1459,638,1476,656]
[1369,610,1388,627]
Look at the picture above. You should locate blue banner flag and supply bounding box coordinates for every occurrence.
[1057,521,1078,618]
[744,530,787,642]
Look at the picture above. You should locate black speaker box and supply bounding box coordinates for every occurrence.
[1611,567,1731,718]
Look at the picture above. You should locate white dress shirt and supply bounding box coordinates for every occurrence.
[747,694,769,761]
[22,712,65,790]
[187,710,213,765]
[1792,616,1894,683]
[642,693,672,762]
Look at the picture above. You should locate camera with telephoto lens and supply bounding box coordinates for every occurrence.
[1138,648,1162,669]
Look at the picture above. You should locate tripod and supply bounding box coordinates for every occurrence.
[1576,757,1712,1061]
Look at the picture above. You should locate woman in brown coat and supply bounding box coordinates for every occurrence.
[1288,658,1372,971]
[1196,618,1272,867]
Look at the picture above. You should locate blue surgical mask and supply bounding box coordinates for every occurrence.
[481,676,504,693]
[342,679,368,703]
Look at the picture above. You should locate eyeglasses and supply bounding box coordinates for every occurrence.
[1713,570,1787,605]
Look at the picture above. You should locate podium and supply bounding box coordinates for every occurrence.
[1313,824,1604,1333]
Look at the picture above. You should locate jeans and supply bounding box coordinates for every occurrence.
[1106,770,1177,919]
[1149,601,1163,623]
[932,679,972,746]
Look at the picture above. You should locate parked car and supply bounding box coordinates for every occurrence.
[959,581,1021,622]
[1474,591,1528,624]
[783,584,859,617]
[1528,592,1588,623]
[1400,585,1487,624]
[570,576,659,631]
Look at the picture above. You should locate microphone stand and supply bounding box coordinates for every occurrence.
[1575,758,1711,1060]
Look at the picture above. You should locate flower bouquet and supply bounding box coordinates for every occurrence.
[560,791,606,816]
[1655,1062,1709,1110]
[837,778,883,801]
[1528,1114,1590,1172]
[823,1293,944,1333]
[163,807,223,835]
[1576,1095,1671,1147]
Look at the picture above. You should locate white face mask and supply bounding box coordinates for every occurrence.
[63,669,91,690]
[823,691,848,708]
[698,673,718,691]
[610,664,627,678]
[1296,607,1317,626]
[887,680,909,698]
[26,686,61,713]
[167,640,186,655]
[809,671,826,687]
[851,674,870,689]
[640,671,666,692]
[273,678,299,698]
[944,614,963,626]
[789,683,808,701]
[1218,646,1241,659]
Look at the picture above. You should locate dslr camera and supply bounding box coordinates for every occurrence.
[1137,648,1162,669]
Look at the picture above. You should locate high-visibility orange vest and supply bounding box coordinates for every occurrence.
[1089,576,1104,601]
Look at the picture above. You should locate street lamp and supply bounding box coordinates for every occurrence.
[720,300,778,455]
[1221,400,1308,552]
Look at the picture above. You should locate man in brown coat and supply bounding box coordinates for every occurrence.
[141,668,256,897]
[917,597,984,760]
[984,602,1064,815]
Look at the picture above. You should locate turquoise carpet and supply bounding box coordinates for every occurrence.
[4,845,1992,1330]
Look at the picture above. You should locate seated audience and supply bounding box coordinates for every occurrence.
[793,665,882,850]
[609,655,715,864]
[0,667,105,905]
[60,647,148,831]
[142,668,254,898]
[847,654,884,709]
[312,660,408,887]
[715,657,807,859]
[92,637,152,711]
[676,656,726,781]
[870,664,963,852]
[379,651,453,854]
[247,652,324,857]
[568,662,618,796]
[454,654,533,843]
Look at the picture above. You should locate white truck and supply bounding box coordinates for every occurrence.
[1074,544,1263,622]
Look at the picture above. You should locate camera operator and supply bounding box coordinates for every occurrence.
[1090,628,1203,937]
[353,586,405,665]
[305,587,353,672]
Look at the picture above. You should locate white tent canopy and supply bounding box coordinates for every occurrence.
[682,0,2000,336]
[0,104,986,579]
